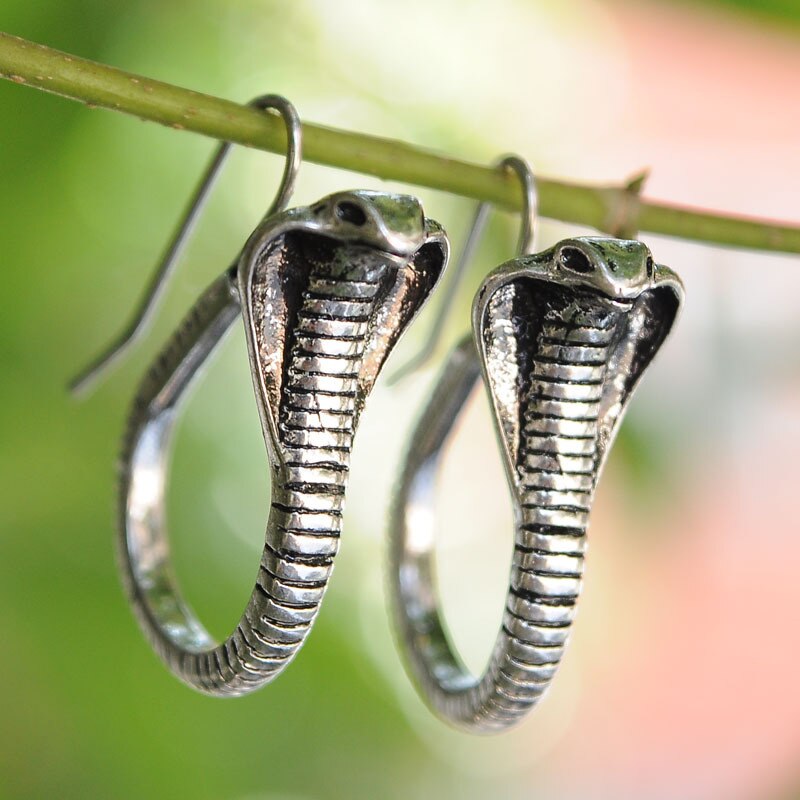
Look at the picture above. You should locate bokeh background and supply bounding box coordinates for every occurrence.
[2,1,799,798]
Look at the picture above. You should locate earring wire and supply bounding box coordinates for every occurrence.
[69,94,302,397]
[388,154,538,385]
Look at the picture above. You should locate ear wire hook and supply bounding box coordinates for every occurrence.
[69,94,303,398]
[388,154,538,385]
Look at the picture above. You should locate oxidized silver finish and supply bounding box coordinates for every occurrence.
[390,236,683,732]
[121,190,448,695]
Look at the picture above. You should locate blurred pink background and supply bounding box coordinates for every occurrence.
[356,3,800,798]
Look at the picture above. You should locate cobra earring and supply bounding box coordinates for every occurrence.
[389,160,684,731]
[73,95,450,696]
[120,188,447,696]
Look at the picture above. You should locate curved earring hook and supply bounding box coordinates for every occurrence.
[388,154,538,385]
[69,94,303,397]
[502,154,538,256]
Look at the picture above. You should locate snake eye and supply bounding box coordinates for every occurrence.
[646,255,655,277]
[559,246,595,274]
[335,201,367,226]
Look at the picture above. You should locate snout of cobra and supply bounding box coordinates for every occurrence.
[310,190,429,263]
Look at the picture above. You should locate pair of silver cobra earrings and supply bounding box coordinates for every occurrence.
[73,96,683,733]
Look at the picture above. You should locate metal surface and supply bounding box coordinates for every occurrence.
[69,94,302,396]
[120,190,448,695]
[390,236,683,732]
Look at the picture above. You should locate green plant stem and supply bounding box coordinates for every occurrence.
[1,31,799,255]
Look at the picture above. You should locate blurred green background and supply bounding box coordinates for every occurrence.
[2,1,800,798]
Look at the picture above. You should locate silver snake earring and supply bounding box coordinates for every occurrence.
[389,159,683,731]
[121,189,447,696]
[74,96,450,696]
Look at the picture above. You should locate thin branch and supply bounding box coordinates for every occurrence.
[1,31,799,255]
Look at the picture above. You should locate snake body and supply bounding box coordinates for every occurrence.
[239,257,388,691]
[490,289,631,723]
